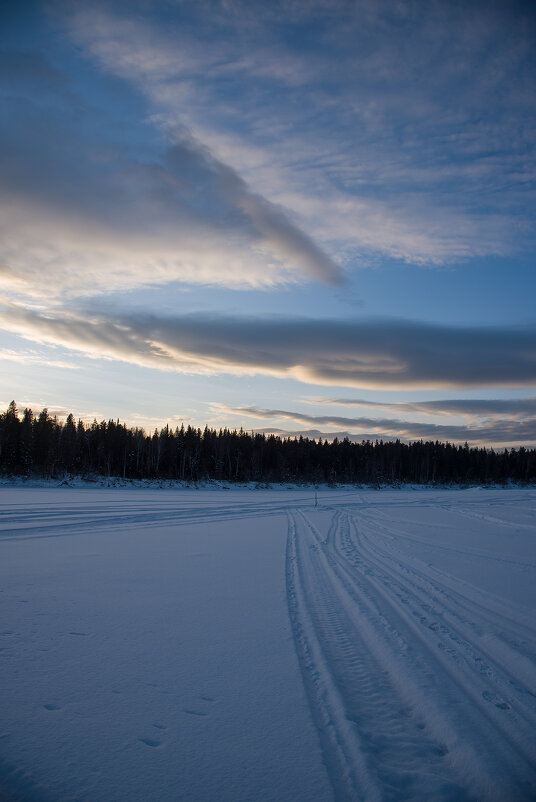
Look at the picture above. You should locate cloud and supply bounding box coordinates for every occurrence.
[1,301,536,390]
[0,348,80,370]
[56,0,536,268]
[0,399,73,419]
[213,403,536,446]
[0,50,341,300]
[307,396,536,420]
[255,427,389,444]
[2,0,534,308]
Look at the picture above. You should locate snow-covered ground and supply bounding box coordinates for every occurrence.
[1,487,535,801]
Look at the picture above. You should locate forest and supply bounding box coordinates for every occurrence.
[0,401,535,485]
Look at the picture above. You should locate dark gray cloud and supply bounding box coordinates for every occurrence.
[313,396,536,419]
[128,314,535,388]
[163,141,343,284]
[218,405,536,446]
[256,428,385,444]
[2,302,536,390]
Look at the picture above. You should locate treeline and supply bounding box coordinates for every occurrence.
[0,401,535,485]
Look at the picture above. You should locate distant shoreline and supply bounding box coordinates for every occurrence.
[1,475,534,491]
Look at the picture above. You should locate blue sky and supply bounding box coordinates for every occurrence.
[1,0,536,446]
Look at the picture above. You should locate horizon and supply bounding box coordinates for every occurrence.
[4,399,536,453]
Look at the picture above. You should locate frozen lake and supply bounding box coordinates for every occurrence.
[1,486,535,800]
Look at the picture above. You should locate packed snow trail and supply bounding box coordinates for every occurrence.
[286,504,536,801]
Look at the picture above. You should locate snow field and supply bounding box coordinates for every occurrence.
[1,486,535,800]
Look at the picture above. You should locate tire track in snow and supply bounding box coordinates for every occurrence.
[444,502,536,533]
[334,512,536,777]
[286,512,368,800]
[337,507,536,798]
[0,498,302,540]
[286,507,536,801]
[351,507,536,652]
[357,504,536,571]
[286,511,472,801]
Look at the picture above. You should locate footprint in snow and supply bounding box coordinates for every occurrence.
[182,695,217,717]
[482,690,511,710]
[139,738,163,748]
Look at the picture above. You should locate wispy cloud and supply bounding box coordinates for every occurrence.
[2,301,535,390]
[2,0,534,305]
[0,400,73,418]
[0,56,341,299]
[306,396,536,421]
[58,0,536,267]
[0,348,80,370]
[213,403,536,446]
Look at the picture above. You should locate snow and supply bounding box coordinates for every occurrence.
[1,486,535,801]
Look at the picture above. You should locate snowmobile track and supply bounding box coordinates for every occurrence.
[286,506,536,801]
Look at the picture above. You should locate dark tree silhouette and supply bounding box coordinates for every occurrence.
[0,402,535,485]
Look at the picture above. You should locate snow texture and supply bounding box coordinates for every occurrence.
[1,486,535,801]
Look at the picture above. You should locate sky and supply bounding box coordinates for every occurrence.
[1,0,536,447]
